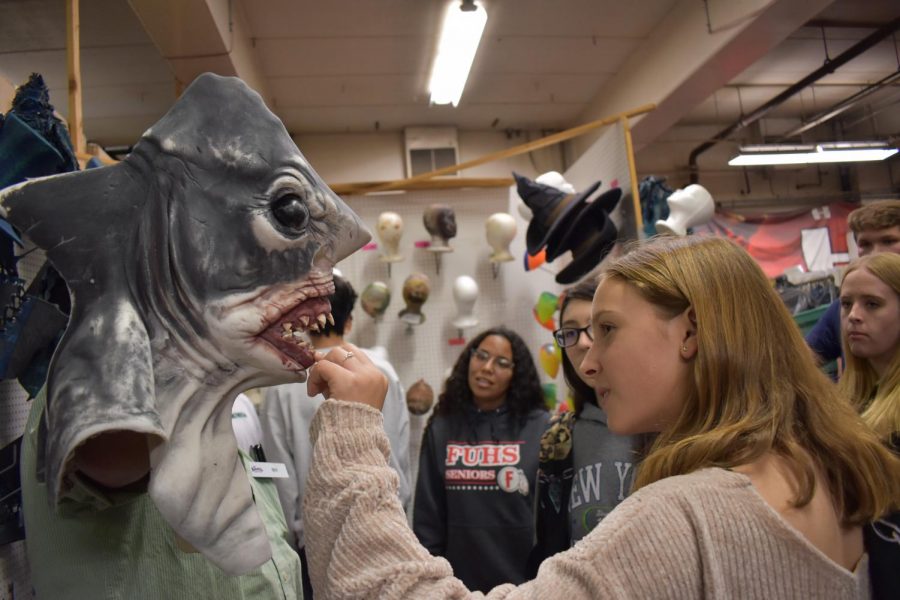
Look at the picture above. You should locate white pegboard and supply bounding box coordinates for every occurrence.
[336,122,634,484]
[336,187,570,486]
[1,243,46,600]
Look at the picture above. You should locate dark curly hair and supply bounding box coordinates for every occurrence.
[559,277,598,415]
[435,327,545,421]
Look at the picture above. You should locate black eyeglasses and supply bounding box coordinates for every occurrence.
[553,325,593,348]
[471,348,514,370]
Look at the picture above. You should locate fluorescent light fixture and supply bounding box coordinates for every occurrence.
[729,142,898,166]
[428,1,487,107]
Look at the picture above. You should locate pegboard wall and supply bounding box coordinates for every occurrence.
[333,120,634,486]
[0,244,45,600]
[337,121,634,396]
[337,186,565,484]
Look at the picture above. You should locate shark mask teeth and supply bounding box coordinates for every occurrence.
[278,310,333,340]
[260,298,334,369]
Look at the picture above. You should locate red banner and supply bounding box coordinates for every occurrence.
[693,203,856,278]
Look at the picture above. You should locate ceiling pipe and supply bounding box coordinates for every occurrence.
[687,16,900,183]
[778,68,900,140]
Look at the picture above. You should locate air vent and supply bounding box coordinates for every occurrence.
[404,127,459,178]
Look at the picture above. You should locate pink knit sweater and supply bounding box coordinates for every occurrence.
[304,400,871,599]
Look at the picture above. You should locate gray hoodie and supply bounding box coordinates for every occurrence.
[568,401,643,544]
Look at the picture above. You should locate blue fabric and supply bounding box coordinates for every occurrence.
[7,73,78,173]
[0,113,68,190]
[638,176,672,237]
[0,220,22,247]
[805,299,842,362]
[0,73,77,392]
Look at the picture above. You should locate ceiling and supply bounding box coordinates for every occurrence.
[0,0,899,159]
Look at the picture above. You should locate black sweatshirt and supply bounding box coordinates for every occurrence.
[413,403,549,592]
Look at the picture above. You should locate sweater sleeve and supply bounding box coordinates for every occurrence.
[304,400,704,600]
[412,420,449,557]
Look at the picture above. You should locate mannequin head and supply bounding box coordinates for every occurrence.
[423,204,457,251]
[406,379,435,415]
[360,281,391,319]
[376,211,404,261]
[654,184,714,236]
[398,273,430,324]
[452,275,479,329]
[485,212,517,263]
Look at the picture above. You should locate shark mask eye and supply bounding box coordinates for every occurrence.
[272,194,310,231]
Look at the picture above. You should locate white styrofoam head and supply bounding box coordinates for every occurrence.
[452,275,479,329]
[655,184,715,236]
[376,211,404,260]
[485,212,517,262]
[517,171,575,221]
[535,171,575,194]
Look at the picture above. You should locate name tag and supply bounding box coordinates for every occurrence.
[248,461,289,478]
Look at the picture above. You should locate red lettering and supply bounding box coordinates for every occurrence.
[445,443,522,467]
[446,445,463,466]
[502,445,520,465]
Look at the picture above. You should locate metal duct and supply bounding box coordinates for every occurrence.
[687,16,900,183]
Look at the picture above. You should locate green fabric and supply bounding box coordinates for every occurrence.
[21,388,302,600]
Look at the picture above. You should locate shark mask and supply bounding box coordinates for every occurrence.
[0,73,370,574]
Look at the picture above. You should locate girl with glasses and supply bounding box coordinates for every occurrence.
[411,327,548,592]
[303,236,899,598]
[529,278,645,574]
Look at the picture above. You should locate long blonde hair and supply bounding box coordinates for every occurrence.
[838,253,900,442]
[601,236,899,525]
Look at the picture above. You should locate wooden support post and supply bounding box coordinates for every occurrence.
[0,74,14,112]
[620,116,644,238]
[66,0,86,155]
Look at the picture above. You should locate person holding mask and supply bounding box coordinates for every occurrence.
[413,327,548,592]
[302,236,899,599]
[838,253,900,599]
[529,279,644,571]
[261,275,410,598]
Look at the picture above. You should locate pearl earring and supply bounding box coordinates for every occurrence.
[681,345,688,352]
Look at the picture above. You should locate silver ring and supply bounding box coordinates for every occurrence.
[343,351,355,362]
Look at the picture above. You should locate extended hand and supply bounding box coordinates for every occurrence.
[306,343,388,411]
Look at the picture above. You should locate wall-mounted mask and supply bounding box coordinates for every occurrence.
[422,204,457,252]
[360,281,391,319]
[406,379,434,415]
[398,273,430,325]
[654,184,714,236]
[451,275,479,330]
[376,211,404,262]
[485,213,517,263]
